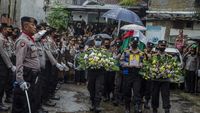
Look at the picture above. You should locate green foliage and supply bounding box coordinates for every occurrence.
[119,0,140,6]
[47,4,69,30]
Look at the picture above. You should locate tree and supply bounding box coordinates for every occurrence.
[47,3,69,31]
[119,0,141,6]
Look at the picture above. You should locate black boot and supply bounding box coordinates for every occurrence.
[90,101,95,111]
[165,109,170,113]
[144,100,150,109]
[153,108,158,113]
[134,104,142,113]
[125,104,130,113]
[94,102,102,113]
[0,103,9,112]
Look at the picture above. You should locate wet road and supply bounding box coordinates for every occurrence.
[43,84,200,113]
[2,84,200,113]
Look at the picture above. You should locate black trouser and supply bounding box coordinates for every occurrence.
[151,81,171,110]
[103,71,115,99]
[122,68,142,108]
[75,70,85,83]
[114,71,123,102]
[35,68,46,110]
[185,70,196,92]
[0,63,9,104]
[141,79,152,101]
[87,70,104,107]
[48,63,58,97]
[12,67,40,113]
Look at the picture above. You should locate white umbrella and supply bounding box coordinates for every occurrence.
[120,24,146,31]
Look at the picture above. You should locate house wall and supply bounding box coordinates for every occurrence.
[149,0,196,11]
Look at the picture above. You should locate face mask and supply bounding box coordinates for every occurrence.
[131,44,138,49]
[159,48,166,52]
[95,41,102,46]
[105,45,110,49]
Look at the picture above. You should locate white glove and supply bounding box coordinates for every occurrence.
[34,30,47,41]
[56,63,64,71]
[11,66,16,72]
[61,62,69,71]
[67,62,74,68]
[38,30,47,36]
[20,82,29,91]
[61,48,65,54]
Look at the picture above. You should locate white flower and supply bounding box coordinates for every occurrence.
[84,54,88,59]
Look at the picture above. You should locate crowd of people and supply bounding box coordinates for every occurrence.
[0,15,199,113]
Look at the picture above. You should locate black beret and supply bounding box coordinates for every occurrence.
[147,42,154,47]
[21,16,37,25]
[94,35,102,41]
[158,40,167,45]
[131,37,139,42]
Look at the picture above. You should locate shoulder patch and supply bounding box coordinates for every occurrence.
[20,42,26,47]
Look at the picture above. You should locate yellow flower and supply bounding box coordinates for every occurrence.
[152,60,157,64]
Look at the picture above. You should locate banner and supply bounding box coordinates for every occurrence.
[146,26,166,44]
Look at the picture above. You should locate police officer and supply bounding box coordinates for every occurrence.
[120,37,143,113]
[141,42,154,109]
[87,36,104,113]
[12,16,40,113]
[103,38,115,102]
[0,24,16,111]
[46,29,61,100]
[74,44,86,85]
[35,29,66,112]
[113,40,123,106]
[151,40,171,113]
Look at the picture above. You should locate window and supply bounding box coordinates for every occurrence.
[186,21,193,29]
[173,21,184,29]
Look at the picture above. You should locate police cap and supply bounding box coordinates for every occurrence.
[131,37,139,42]
[21,16,37,25]
[94,35,102,41]
[158,40,167,46]
[147,42,154,47]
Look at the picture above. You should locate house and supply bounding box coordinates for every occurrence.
[49,0,147,24]
[146,0,200,45]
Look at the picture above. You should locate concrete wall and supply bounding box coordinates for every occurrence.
[146,20,173,40]
[72,11,88,23]
[20,0,46,23]
[149,0,196,11]
[0,0,9,14]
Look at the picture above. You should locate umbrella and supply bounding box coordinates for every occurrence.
[120,24,146,31]
[85,34,112,45]
[97,33,112,39]
[102,8,142,36]
[102,8,142,24]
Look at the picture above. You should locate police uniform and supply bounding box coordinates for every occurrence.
[151,40,171,113]
[0,32,15,110]
[103,46,116,101]
[120,37,143,113]
[12,17,40,113]
[74,45,86,84]
[141,42,154,109]
[87,37,104,113]
[43,37,62,103]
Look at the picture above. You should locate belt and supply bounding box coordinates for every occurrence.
[24,66,40,73]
